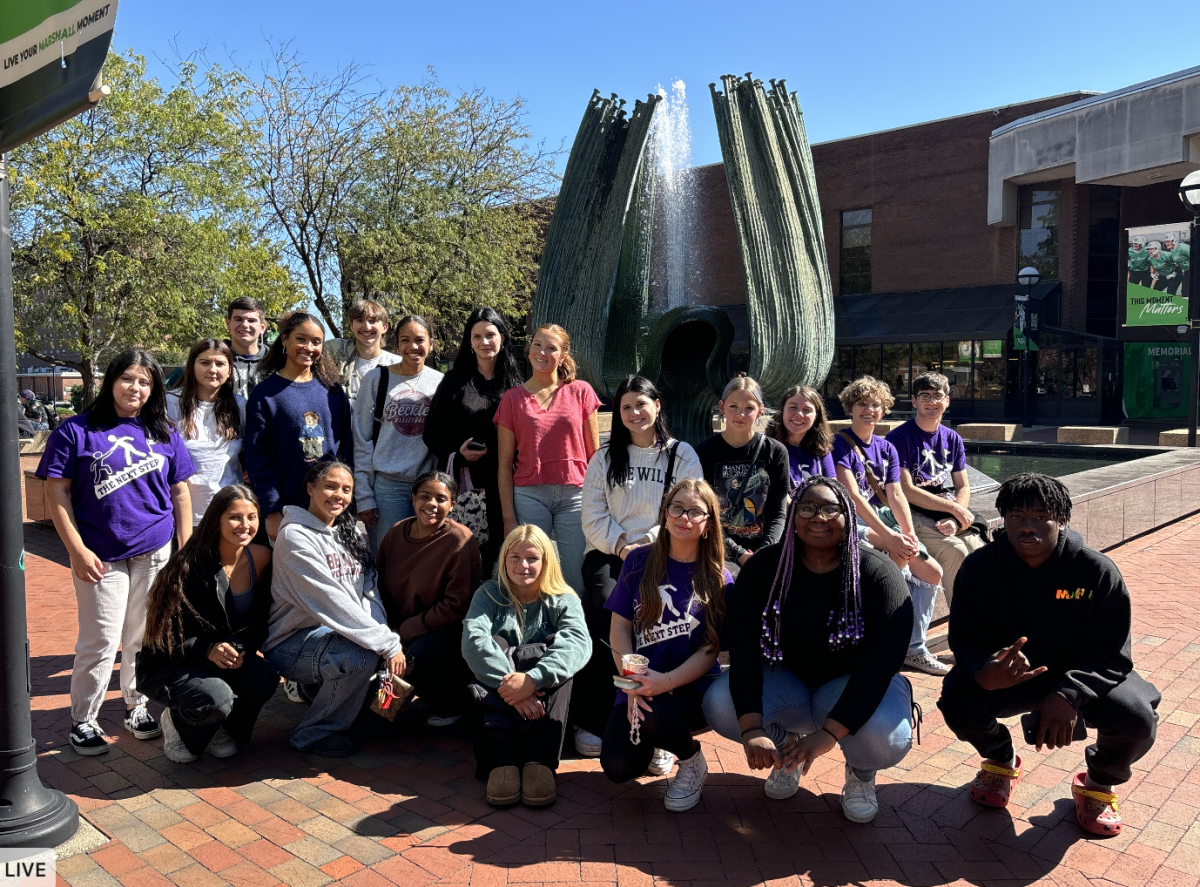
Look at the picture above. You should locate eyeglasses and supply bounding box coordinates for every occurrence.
[915,392,947,403]
[795,503,845,519]
[667,504,710,522]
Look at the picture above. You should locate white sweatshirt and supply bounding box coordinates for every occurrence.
[581,439,703,555]
[264,506,401,658]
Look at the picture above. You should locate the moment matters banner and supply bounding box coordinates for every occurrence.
[1126,223,1190,327]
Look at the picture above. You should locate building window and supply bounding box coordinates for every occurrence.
[840,209,872,295]
[1086,186,1120,338]
[1018,186,1059,281]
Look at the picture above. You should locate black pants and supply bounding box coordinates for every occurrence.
[480,480,503,580]
[937,667,1160,786]
[406,624,470,717]
[470,680,573,779]
[570,550,621,736]
[138,654,280,756]
[1129,269,1153,289]
[600,684,706,783]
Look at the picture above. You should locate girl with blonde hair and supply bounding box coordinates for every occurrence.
[461,525,592,808]
[695,374,790,566]
[600,479,733,812]
[495,324,601,594]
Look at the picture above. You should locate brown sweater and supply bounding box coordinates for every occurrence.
[377,517,482,646]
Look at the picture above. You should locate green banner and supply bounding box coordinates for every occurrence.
[1123,342,1191,418]
[1012,324,1039,351]
[1127,282,1189,326]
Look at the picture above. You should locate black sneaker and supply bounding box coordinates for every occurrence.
[124,705,162,740]
[302,734,355,757]
[69,722,110,756]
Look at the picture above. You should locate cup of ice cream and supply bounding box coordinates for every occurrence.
[621,653,649,676]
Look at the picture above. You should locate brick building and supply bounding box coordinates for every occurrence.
[682,65,1200,424]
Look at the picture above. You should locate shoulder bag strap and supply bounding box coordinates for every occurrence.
[662,440,680,497]
[371,365,389,445]
[836,430,888,504]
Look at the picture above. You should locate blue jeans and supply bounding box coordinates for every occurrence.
[701,665,913,780]
[264,626,378,750]
[374,476,415,538]
[856,519,939,657]
[513,484,585,595]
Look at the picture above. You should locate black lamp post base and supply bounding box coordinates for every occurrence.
[0,783,78,850]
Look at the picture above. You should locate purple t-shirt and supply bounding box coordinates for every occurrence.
[604,546,732,705]
[885,420,967,498]
[831,429,900,509]
[785,444,837,489]
[37,413,195,563]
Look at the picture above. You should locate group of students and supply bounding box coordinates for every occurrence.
[35,296,1160,836]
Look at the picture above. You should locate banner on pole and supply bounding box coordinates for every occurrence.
[1126,223,1190,327]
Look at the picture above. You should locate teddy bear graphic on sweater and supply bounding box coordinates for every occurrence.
[299,411,326,462]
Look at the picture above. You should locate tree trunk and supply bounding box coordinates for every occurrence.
[79,355,98,409]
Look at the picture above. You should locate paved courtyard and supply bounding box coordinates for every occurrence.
[20,478,1200,886]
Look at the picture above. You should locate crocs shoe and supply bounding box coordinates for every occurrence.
[968,756,1021,808]
[1072,773,1122,837]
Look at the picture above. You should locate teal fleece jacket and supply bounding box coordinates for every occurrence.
[461,580,592,690]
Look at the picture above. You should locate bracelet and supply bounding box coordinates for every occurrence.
[820,726,840,742]
[741,726,766,738]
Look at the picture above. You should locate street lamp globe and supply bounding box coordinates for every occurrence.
[1179,170,1200,213]
[1017,266,1041,288]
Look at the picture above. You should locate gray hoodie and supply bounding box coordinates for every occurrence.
[263,505,401,658]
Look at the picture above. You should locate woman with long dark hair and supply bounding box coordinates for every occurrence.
[600,479,731,812]
[263,461,403,757]
[572,375,702,758]
[770,385,836,488]
[495,324,600,594]
[244,311,352,542]
[38,349,195,755]
[701,476,914,823]
[168,339,246,526]
[136,485,277,762]
[424,307,525,575]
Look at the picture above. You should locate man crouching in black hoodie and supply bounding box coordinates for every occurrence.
[937,473,1159,837]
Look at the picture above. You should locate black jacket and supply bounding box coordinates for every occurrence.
[138,554,273,671]
[949,528,1133,709]
[423,370,508,491]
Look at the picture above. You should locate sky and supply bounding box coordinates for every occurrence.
[112,0,1199,174]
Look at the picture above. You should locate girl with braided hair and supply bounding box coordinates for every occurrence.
[263,461,404,757]
[701,476,915,823]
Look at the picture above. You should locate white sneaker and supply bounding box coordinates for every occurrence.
[904,650,951,675]
[574,727,603,758]
[647,748,676,777]
[206,727,237,758]
[764,765,801,799]
[160,711,198,763]
[841,763,879,823]
[664,749,707,812]
[283,680,307,704]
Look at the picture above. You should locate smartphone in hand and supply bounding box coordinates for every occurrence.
[1020,711,1088,745]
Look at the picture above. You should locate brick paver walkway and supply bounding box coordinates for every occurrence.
[22,493,1200,886]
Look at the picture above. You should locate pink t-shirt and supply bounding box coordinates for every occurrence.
[495,380,601,487]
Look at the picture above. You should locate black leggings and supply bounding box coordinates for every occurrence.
[570,550,621,736]
[405,624,470,717]
[600,683,706,783]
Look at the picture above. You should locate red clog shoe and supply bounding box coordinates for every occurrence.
[968,756,1022,808]
[1072,772,1122,837]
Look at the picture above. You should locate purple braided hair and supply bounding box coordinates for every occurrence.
[760,476,865,662]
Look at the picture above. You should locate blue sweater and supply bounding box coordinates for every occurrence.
[244,373,353,516]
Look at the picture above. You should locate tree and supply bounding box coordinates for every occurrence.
[337,74,557,351]
[234,42,382,338]
[10,49,299,403]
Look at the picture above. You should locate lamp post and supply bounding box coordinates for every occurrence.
[1178,171,1200,447]
[1016,266,1041,428]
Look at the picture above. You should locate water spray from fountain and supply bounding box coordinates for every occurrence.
[649,79,697,309]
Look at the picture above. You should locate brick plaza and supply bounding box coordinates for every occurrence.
[18,459,1200,887]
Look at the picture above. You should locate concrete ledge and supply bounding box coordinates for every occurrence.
[957,423,1023,442]
[597,410,612,434]
[24,470,47,522]
[19,430,51,455]
[1160,429,1196,447]
[1057,426,1129,445]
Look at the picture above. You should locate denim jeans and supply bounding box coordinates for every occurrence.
[374,476,415,539]
[264,626,378,750]
[701,665,913,780]
[513,484,585,594]
[856,518,939,658]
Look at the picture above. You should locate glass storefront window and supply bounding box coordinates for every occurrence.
[974,340,1007,399]
[912,343,942,383]
[882,344,911,397]
[825,345,854,401]
[855,344,881,381]
[943,341,972,399]
[1076,348,1098,397]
